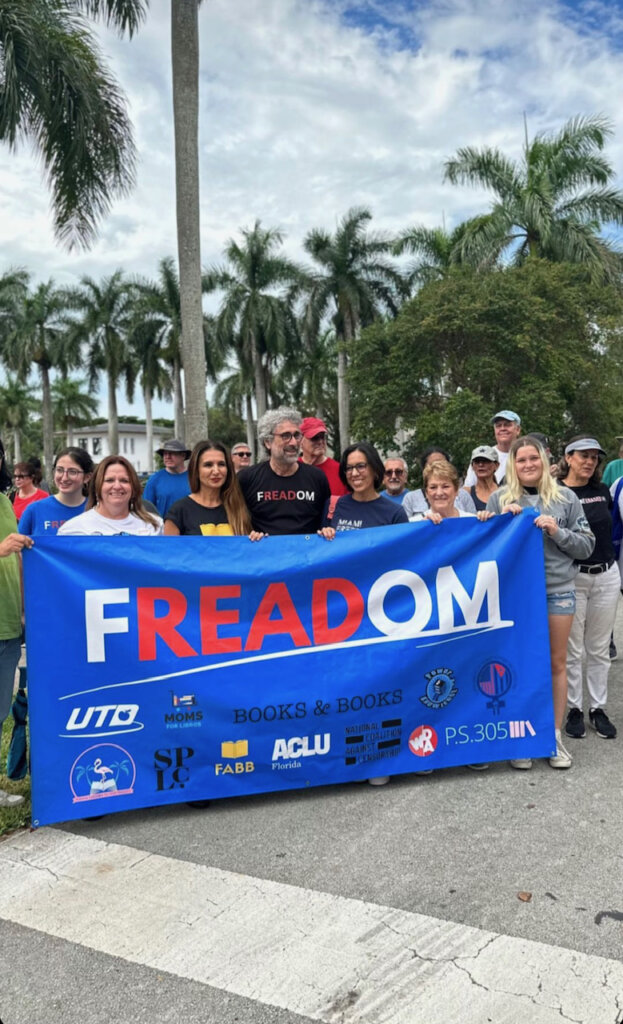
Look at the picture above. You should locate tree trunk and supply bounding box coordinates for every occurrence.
[144,383,154,472]
[172,0,208,448]
[173,358,185,440]
[107,373,119,455]
[67,420,74,446]
[13,428,21,463]
[245,392,255,460]
[252,342,267,419]
[40,362,54,477]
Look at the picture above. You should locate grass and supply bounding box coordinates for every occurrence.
[0,713,32,837]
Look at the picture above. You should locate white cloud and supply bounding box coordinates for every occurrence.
[2,0,623,415]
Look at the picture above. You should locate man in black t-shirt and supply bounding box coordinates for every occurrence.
[238,407,330,535]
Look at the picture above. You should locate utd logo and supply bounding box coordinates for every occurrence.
[419,668,458,709]
[408,725,438,757]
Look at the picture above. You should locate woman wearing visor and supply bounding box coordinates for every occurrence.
[560,436,619,740]
[462,445,500,511]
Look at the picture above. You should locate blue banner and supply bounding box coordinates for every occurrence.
[24,513,555,826]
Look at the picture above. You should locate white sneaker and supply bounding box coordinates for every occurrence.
[549,729,572,769]
[0,789,24,807]
[510,758,532,770]
[367,776,390,786]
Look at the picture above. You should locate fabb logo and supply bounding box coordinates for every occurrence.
[271,734,331,760]
[408,725,438,757]
[61,704,143,738]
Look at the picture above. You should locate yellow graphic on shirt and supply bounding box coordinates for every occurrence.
[199,523,234,536]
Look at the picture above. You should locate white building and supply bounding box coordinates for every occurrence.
[74,423,172,474]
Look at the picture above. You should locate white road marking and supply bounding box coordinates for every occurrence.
[0,827,620,1023]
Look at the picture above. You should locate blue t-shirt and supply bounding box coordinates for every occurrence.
[143,469,190,517]
[19,495,87,536]
[380,489,407,504]
[325,493,408,531]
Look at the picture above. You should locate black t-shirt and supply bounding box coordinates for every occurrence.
[238,461,330,535]
[165,496,232,536]
[565,483,614,563]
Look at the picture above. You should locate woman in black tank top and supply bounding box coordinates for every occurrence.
[463,445,499,510]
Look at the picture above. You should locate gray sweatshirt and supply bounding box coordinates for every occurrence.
[486,488,595,594]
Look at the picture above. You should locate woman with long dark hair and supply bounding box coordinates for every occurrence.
[487,436,595,769]
[19,447,94,536]
[164,440,251,536]
[58,456,162,535]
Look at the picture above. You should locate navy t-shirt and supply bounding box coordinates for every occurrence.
[325,493,408,531]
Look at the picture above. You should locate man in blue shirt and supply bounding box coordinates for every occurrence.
[143,439,191,517]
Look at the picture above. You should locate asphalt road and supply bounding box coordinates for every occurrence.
[1,609,623,1024]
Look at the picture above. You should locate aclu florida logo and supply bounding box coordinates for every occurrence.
[69,743,136,804]
[60,703,143,738]
[215,739,254,776]
[419,668,458,710]
[271,733,331,771]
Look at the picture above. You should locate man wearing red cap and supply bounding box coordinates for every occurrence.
[299,417,348,496]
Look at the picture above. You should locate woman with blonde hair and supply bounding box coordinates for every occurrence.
[58,455,162,535]
[413,459,480,523]
[164,440,251,536]
[487,436,594,769]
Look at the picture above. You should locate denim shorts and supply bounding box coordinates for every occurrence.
[547,590,576,616]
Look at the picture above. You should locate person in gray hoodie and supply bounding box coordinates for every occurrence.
[487,436,594,770]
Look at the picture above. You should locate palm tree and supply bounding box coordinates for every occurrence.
[394,217,499,289]
[212,339,256,458]
[443,115,623,284]
[206,221,302,420]
[0,0,147,248]
[67,271,136,455]
[171,0,208,446]
[51,376,98,445]
[3,280,73,474]
[0,374,37,462]
[304,207,405,446]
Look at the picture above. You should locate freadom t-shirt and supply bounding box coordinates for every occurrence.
[238,461,330,535]
[165,496,233,536]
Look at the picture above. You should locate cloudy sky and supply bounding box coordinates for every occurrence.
[2,0,623,415]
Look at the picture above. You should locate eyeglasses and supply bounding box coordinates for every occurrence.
[472,459,494,466]
[385,469,404,477]
[308,433,327,442]
[345,462,369,475]
[233,451,251,458]
[273,431,302,443]
[55,467,84,478]
[13,474,30,480]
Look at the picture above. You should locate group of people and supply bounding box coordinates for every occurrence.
[0,404,621,805]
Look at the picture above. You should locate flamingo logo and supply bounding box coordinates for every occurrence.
[70,743,136,804]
